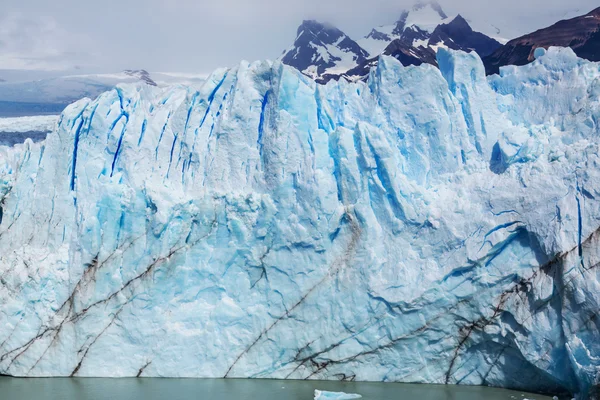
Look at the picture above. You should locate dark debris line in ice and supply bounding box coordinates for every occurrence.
[224,211,362,378]
[0,218,219,375]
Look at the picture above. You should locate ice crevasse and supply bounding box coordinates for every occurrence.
[0,47,599,398]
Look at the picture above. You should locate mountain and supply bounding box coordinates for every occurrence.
[281,1,502,82]
[358,1,450,56]
[428,14,503,57]
[343,40,437,80]
[0,71,154,117]
[0,70,206,117]
[280,20,369,82]
[483,7,600,75]
[343,13,502,81]
[123,69,157,86]
[0,48,599,399]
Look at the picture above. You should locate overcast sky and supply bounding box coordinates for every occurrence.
[0,0,598,74]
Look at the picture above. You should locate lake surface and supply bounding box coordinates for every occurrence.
[0,377,555,400]
[0,131,49,146]
[0,101,67,118]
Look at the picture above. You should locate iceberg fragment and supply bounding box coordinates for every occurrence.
[314,390,362,400]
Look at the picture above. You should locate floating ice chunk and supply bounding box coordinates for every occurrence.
[314,390,362,400]
[533,47,546,59]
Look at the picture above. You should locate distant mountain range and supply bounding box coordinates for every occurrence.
[0,70,206,117]
[280,1,600,82]
[280,1,504,82]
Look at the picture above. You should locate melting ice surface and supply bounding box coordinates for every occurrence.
[0,48,599,398]
[315,389,362,399]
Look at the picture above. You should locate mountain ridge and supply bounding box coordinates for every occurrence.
[483,6,600,74]
[280,20,369,81]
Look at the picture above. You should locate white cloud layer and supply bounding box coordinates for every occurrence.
[0,12,94,70]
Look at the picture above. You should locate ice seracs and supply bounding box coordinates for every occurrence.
[0,48,598,399]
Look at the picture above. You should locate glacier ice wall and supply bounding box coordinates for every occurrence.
[0,48,599,398]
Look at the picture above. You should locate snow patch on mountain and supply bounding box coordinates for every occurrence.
[280,20,368,81]
[358,1,449,57]
[403,1,449,33]
[284,2,504,82]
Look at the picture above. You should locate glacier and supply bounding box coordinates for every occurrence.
[0,47,599,398]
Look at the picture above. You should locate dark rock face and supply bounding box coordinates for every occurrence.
[365,29,391,42]
[123,70,157,87]
[399,25,433,47]
[392,10,411,36]
[483,7,600,75]
[343,13,500,83]
[429,15,502,57]
[281,20,368,79]
[383,39,438,67]
[575,28,600,61]
[342,41,437,82]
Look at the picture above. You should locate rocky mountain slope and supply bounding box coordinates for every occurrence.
[484,7,600,74]
[280,20,369,81]
[280,1,503,82]
[343,13,503,81]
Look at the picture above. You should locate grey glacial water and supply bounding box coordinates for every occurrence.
[0,377,555,400]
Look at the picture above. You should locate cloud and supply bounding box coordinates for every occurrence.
[0,0,598,73]
[0,12,94,70]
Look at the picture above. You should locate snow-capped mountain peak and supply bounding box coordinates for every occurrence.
[358,1,451,57]
[428,14,502,57]
[280,1,504,82]
[280,20,368,82]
